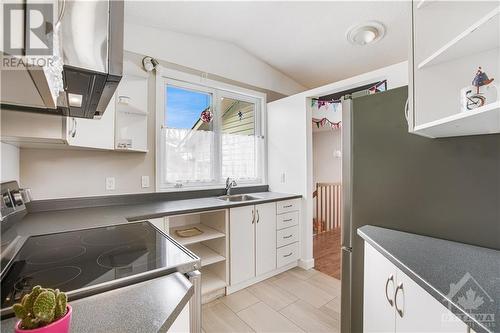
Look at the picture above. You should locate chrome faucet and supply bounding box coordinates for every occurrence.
[225,177,237,195]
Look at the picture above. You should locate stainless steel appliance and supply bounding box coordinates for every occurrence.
[340,87,500,332]
[1,0,124,119]
[0,181,202,331]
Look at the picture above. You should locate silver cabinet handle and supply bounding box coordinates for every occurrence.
[283,234,293,239]
[256,209,260,223]
[72,118,77,138]
[251,209,255,224]
[283,205,293,208]
[69,118,77,138]
[283,218,292,222]
[283,252,293,257]
[394,282,404,318]
[385,274,394,306]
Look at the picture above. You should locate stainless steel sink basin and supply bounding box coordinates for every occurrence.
[217,194,261,202]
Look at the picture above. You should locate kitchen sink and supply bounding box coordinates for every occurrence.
[217,194,261,202]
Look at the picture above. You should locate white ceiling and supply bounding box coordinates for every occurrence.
[125,1,409,90]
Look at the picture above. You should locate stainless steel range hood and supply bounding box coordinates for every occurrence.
[1,0,124,119]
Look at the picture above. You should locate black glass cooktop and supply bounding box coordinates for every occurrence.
[1,222,198,310]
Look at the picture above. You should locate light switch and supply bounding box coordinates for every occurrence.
[141,176,150,188]
[105,177,115,191]
[281,172,286,184]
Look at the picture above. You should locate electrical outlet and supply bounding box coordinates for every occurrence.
[141,176,150,188]
[280,172,286,184]
[105,177,115,191]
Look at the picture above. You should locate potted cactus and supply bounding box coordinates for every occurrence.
[12,286,72,333]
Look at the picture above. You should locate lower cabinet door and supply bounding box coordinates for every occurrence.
[255,202,276,276]
[395,269,468,333]
[363,243,397,333]
[229,206,255,285]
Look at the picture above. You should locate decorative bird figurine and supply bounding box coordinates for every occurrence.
[472,67,494,94]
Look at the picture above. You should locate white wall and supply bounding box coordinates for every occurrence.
[313,129,342,185]
[124,23,306,96]
[18,20,306,200]
[1,142,20,182]
[268,61,408,268]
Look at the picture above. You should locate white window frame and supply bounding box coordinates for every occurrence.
[155,67,267,192]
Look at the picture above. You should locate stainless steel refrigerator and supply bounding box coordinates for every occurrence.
[340,86,500,332]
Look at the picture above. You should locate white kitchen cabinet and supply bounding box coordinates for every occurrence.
[1,96,115,150]
[229,205,255,285]
[66,98,115,150]
[395,269,467,333]
[363,243,396,333]
[167,304,190,333]
[364,242,468,333]
[229,202,277,285]
[255,202,277,276]
[409,1,500,138]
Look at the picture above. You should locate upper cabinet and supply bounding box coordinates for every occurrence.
[1,97,115,150]
[409,1,500,138]
[1,58,148,152]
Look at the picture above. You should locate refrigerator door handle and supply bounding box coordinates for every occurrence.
[341,245,352,253]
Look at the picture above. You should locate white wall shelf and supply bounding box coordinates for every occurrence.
[418,6,500,69]
[170,223,225,246]
[413,101,500,138]
[186,243,225,267]
[416,0,434,10]
[116,106,148,116]
[114,147,149,153]
[115,70,149,152]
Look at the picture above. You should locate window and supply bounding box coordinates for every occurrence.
[157,72,265,190]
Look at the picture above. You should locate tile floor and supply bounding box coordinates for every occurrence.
[202,267,341,333]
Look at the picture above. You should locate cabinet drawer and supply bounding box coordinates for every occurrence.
[277,242,299,267]
[276,211,299,230]
[277,226,299,248]
[277,199,300,214]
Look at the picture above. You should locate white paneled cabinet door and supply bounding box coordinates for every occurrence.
[66,95,115,150]
[363,243,397,333]
[229,206,255,285]
[394,269,467,333]
[255,202,277,276]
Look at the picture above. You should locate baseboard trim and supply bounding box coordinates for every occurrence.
[298,258,315,270]
[226,261,298,294]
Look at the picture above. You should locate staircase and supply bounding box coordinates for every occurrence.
[313,182,341,234]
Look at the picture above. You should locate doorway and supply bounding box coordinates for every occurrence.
[311,98,343,280]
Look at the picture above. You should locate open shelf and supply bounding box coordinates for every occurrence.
[413,101,500,138]
[416,0,434,10]
[418,6,500,69]
[114,147,149,153]
[201,269,226,295]
[186,243,225,267]
[116,104,148,116]
[170,223,225,246]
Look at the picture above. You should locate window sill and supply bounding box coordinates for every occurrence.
[156,182,267,193]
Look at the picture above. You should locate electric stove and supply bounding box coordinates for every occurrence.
[0,221,200,317]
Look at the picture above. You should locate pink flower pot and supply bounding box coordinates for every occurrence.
[15,305,72,333]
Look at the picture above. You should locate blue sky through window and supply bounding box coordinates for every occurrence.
[165,86,211,129]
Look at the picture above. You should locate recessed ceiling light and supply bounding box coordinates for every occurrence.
[346,21,385,46]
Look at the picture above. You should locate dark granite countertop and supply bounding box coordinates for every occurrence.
[358,225,500,333]
[14,191,301,236]
[1,272,193,333]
